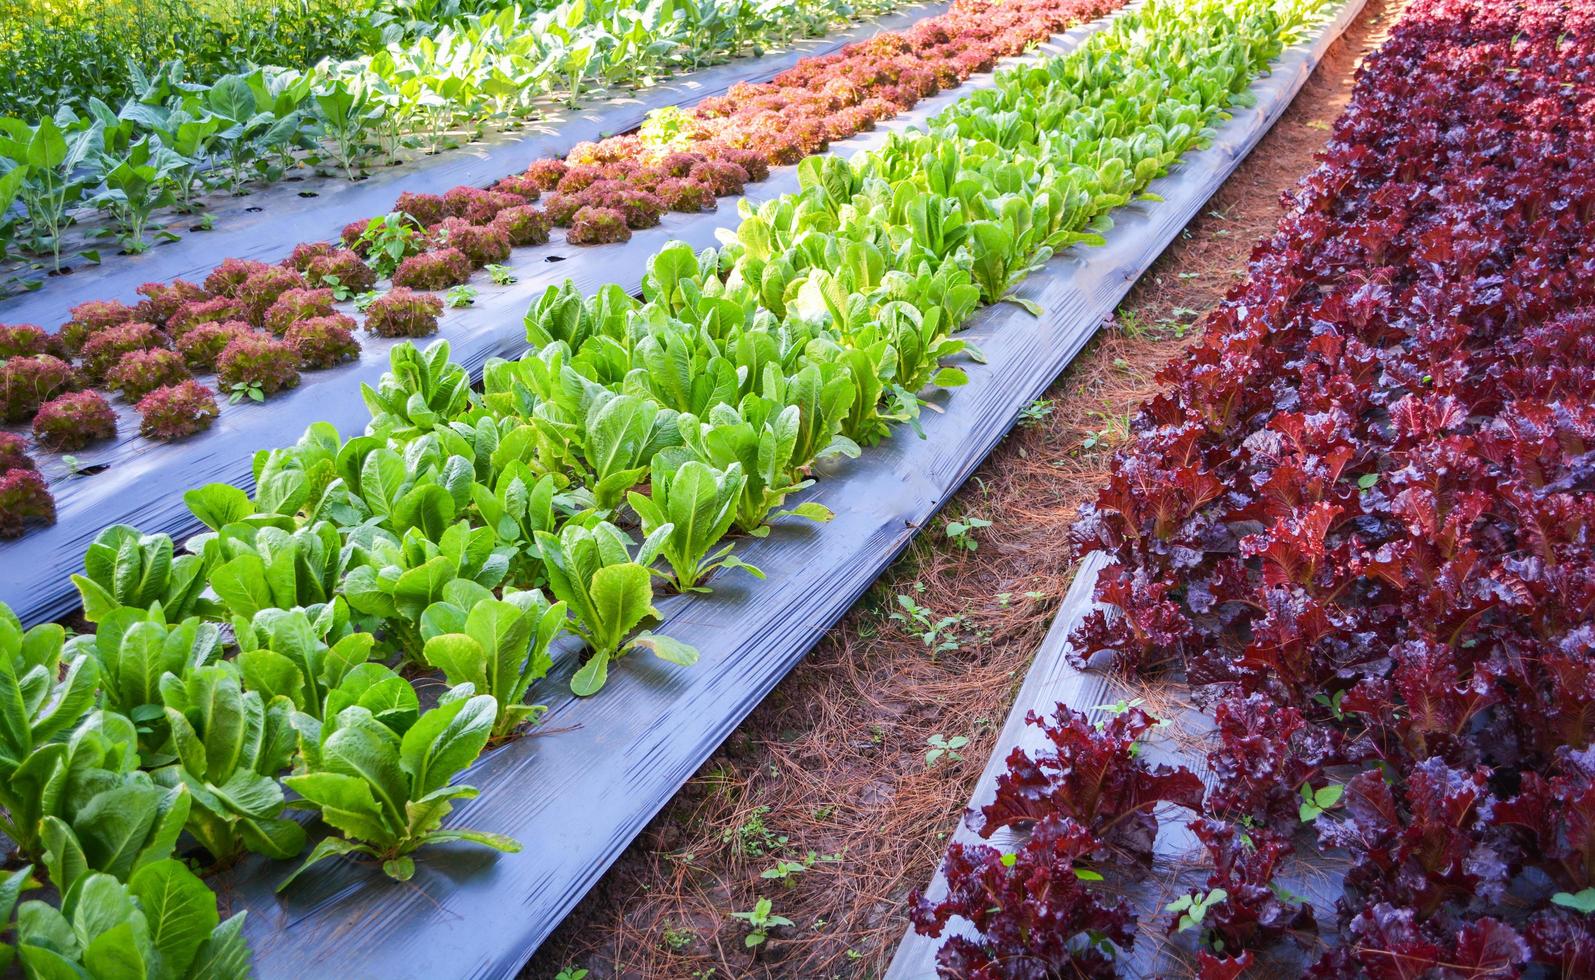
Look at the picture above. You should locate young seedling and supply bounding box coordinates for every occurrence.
[1167,888,1228,933]
[1298,781,1344,822]
[1018,397,1054,427]
[445,284,478,308]
[484,263,518,285]
[732,897,794,948]
[355,212,425,278]
[1091,697,1146,717]
[924,733,969,767]
[1313,689,1347,720]
[890,593,965,655]
[723,806,787,857]
[320,274,354,301]
[1270,880,1307,906]
[759,850,841,887]
[229,380,265,404]
[1080,409,1131,452]
[1552,889,1595,914]
[1114,308,1151,338]
[944,515,991,552]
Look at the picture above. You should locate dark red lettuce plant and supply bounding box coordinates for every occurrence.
[972,704,1203,862]
[910,815,1135,979]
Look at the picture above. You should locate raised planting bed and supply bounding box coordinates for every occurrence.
[0,0,922,294]
[887,550,1356,976]
[0,0,1350,977]
[0,0,1130,627]
[0,0,951,318]
[893,0,1595,973]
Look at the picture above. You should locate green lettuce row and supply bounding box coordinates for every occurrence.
[0,0,1330,973]
[2,0,904,268]
[223,0,1327,689]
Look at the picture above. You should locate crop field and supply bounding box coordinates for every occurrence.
[0,0,1587,976]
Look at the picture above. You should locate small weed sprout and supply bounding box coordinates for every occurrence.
[1018,397,1054,427]
[1167,888,1228,933]
[1298,781,1344,823]
[732,897,793,948]
[229,380,265,404]
[890,592,965,655]
[924,734,969,767]
[945,515,991,552]
[723,805,787,857]
[759,850,841,887]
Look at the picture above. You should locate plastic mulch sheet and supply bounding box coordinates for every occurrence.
[185,2,1360,975]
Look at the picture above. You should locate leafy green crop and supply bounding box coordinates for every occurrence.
[628,459,763,593]
[16,860,251,979]
[0,611,101,862]
[342,520,512,660]
[38,724,191,896]
[536,521,699,696]
[155,663,305,862]
[71,525,215,625]
[80,605,221,758]
[421,588,567,738]
[280,691,517,886]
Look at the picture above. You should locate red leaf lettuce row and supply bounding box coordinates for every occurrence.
[1063,0,1595,967]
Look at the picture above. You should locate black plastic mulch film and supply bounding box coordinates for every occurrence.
[0,0,956,627]
[185,1,1361,976]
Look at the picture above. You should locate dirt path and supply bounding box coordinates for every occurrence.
[526,2,1401,976]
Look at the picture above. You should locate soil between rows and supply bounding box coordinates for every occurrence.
[522,0,1403,975]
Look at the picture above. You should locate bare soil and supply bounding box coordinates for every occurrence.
[525,2,1402,976]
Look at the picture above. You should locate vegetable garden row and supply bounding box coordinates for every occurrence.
[0,0,1353,972]
[0,0,909,277]
[0,0,1117,628]
[901,0,1595,974]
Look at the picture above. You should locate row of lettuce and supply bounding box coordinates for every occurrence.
[2,0,533,119]
[0,0,905,277]
[914,0,1595,975]
[0,0,1318,973]
[0,0,1124,547]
